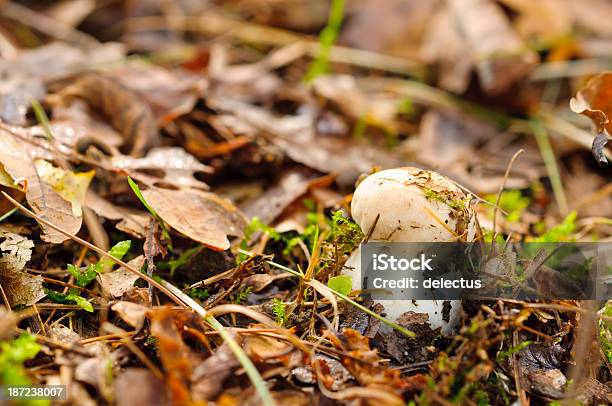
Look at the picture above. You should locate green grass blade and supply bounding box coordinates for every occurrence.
[529,119,568,215]
[30,99,54,141]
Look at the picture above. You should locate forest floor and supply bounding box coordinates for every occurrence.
[0,1,611,405]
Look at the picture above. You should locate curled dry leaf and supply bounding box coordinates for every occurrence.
[0,232,44,306]
[0,132,82,243]
[570,72,612,165]
[52,72,158,156]
[107,62,205,124]
[570,72,612,133]
[141,186,247,251]
[99,255,145,298]
[111,147,212,190]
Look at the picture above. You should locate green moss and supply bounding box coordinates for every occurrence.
[486,189,530,223]
[423,188,467,211]
[271,298,287,325]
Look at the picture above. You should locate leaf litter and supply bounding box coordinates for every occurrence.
[0,1,610,405]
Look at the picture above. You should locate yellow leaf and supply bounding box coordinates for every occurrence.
[34,160,95,217]
[0,164,22,191]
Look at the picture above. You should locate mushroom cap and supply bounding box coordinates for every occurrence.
[351,167,475,242]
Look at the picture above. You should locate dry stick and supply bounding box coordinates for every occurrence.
[0,191,186,308]
[492,149,525,241]
[0,282,11,310]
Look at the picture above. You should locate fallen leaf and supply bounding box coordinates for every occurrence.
[209,96,401,187]
[141,186,247,251]
[115,369,169,406]
[148,307,193,405]
[111,301,148,330]
[0,42,123,125]
[0,232,44,306]
[500,0,572,44]
[570,72,612,164]
[48,325,81,345]
[107,62,205,124]
[420,9,472,93]
[192,339,240,402]
[52,72,158,156]
[240,168,319,224]
[0,131,81,243]
[0,271,45,307]
[341,0,439,61]
[34,160,94,216]
[99,256,145,298]
[85,191,149,239]
[447,0,538,94]
[570,72,612,134]
[111,147,212,190]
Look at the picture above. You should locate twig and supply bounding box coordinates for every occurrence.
[0,191,186,307]
[492,149,525,240]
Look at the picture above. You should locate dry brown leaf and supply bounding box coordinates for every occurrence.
[447,0,538,94]
[0,42,123,125]
[111,147,212,190]
[0,133,80,243]
[148,307,193,405]
[341,0,439,60]
[141,187,247,251]
[500,0,572,44]
[111,301,148,330]
[106,62,204,124]
[85,191,149,238]
[115,369,169,406]
[420,9,472,93]
[0,232,44,306]
[191,339,240,402]
[570,72,612,133]
[48,324,82,345]
[570,72,612,165]
[240,168,319,224]
[99,256,145,298]
[209,96,401,187]
[51,72,158,156]
[0,271,45,307]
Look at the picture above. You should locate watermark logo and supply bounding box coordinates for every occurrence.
[359,242,611,301]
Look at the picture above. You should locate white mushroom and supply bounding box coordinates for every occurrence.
[345,167,476,334]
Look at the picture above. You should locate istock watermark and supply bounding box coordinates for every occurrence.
[359,242,612,301]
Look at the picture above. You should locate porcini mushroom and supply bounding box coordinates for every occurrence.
[345,167,476,334]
